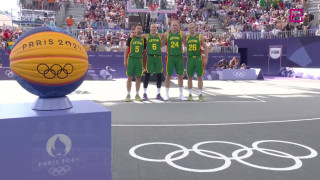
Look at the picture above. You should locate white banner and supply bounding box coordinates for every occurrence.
[269,47,282,59]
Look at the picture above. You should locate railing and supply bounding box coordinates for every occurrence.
[20,1,69,12]
[70,28,132,37]
[212,46,238,53]
[231,29,319,39]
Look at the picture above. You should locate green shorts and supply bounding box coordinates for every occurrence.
[146,54,163,74]
[166,55,184,76]
[186,55,204,77]
[126,56,143,77]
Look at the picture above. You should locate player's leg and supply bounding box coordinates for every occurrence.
[187,57,195,101]
[165,55,174,100]
[143,73,150,101]
[143,55,154,101]
[125,57,135,102]
[134,58,143,101]
[176,55,185,101]
[155,55,164,101]
[125,76,133,102]
[195,56,205,102]
[135,76,142,101]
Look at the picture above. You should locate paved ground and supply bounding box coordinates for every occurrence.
[1,77,320,180]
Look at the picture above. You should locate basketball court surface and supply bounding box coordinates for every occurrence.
[1,77,320,180]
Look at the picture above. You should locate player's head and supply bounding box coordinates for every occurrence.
[135,24,143,35]
[171,20,179,32]
[150,24,157,34]
[188,23,196,34]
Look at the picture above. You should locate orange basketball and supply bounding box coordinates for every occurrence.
[9,26,88,97]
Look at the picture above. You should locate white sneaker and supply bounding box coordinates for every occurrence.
[164,94,170,101]
[179,94,186,101]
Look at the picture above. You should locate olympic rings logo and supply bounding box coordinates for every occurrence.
[37,63,74,79]
[233,71,246,78]
[48,165,70,176]
[129,140,317,172]
[5,70,14,77]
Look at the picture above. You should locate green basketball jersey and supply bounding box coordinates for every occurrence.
[187,34,201,56]
[128,36,144,58]
[167,31,183,56]
[147,34,161,55]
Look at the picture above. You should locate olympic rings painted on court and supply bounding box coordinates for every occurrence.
[129,140,317,172]
[48,165,70,176]
[232,148,303,171]
[129,142,189,162]
[165,149,232,172]
[252,140,318,159]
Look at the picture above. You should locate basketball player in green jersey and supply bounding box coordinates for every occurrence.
[184,23,208,102]
[124,24,147,102]
[142,24,165,101]
[162,20,187,101]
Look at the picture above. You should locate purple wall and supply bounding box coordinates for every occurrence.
[234,36,320,75]
[1,51,239,78]
[234,39,288,75]
[0,50,10,67]
[3,36,319,77]
[86,52,240,78]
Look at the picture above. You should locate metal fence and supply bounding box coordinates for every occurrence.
[212,46,238,53]
[231,29,319,39]
[70,28,132,37]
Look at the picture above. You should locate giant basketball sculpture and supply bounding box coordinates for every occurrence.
[9,26,88,110]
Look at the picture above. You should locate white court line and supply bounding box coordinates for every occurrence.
[241,94,266,102]
[117,100,262,104]
[112,117,320,127]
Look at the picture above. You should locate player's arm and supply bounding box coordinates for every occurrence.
[161,31,168,47]
[200,35,208,66]
[158,33,164,43]
[143,37,147,49]
[142,34,148,39]
[124,46,129,68]
[181,31,187,46]
[124,37,131,68]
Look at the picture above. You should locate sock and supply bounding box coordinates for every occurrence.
[157,88,160,94]
[199,89,202,95]
[144,88,147,94]
[136,91,139,95]
[189,89,192,94]
[179,87,183,96]
[127,91,130,95]
[166,88,169,95]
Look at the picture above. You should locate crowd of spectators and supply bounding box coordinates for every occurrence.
[76,0,126,30]
[168,0,217,32]
[73,0,131,52]
[3,0,320,53]
[0,28,24,50]
[78,29,128,52]
[213,56,248,69]
[214,0,315,37]
[21,0,69,11]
